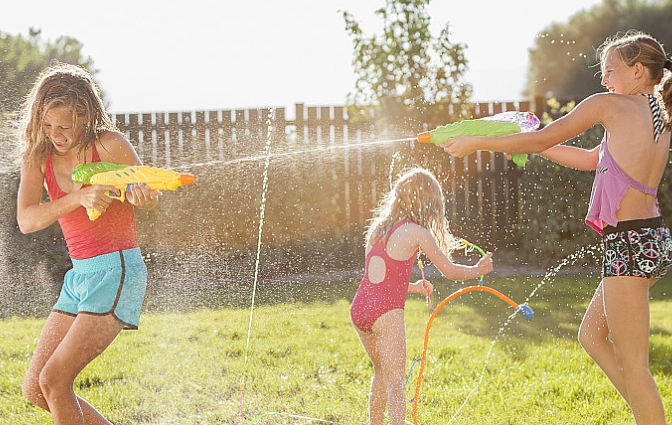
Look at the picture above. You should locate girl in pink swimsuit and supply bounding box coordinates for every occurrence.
[350,168,493,425]
[443,30,672,425]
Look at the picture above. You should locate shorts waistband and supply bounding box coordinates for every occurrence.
[603,217,665,235]
[71,248,144,273]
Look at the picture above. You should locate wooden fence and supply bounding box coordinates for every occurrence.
[110,98,547,251]
[112,99,547,169]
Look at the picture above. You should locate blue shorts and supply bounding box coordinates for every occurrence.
[602,217,672,279]
[53,248,148,329]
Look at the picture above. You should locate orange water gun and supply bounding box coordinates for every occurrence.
[72,162,195,220]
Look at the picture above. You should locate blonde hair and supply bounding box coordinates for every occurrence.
[366,167,460,255]
[18,61,119,166]
[598,30,672,128]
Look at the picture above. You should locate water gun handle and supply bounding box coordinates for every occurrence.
[85,188,126,221]
[417,257,432,313]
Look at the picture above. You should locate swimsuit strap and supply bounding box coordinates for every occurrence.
[641,93,665,144]
[381,219,413,245]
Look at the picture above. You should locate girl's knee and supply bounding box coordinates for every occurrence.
[22,375,47,410]
[37,364,70,400]
[577,329,592,352]
[577,325,606,355]
[384,374,405,391]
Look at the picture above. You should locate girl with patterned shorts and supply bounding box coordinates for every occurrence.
[443,30,672,425]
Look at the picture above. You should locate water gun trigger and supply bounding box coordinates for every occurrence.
[105,188,126,202]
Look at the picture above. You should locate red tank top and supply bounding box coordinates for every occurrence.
[45,146,139,259]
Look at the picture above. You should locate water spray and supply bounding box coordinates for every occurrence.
[238,108,275,425]
[411,239,534,425]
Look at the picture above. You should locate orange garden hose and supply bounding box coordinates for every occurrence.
[411,241,534,424]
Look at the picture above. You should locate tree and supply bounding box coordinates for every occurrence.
[0,28,98,114]
[342,0,471,132]
[526,0,672,101]
[0,28,96,286]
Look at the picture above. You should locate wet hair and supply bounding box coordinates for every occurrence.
[365,167,460,256]
[18,61,119,166]
[598,30,672,128]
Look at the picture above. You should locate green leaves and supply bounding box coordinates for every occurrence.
[0,28,98,114]
[343,0,471,132]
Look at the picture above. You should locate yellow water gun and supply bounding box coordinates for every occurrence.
[72,162,195,220]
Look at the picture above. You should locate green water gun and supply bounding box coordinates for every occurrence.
[417,111,540,167]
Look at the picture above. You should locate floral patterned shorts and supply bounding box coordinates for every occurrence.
[602,217,672,279]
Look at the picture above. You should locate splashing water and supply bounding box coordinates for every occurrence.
[524,244,601,302]
[388,151,402,190]
[180,137,412,171]
[238,108,275,424]
[435,245,600,424]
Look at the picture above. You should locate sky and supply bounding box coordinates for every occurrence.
[1,0,603,114]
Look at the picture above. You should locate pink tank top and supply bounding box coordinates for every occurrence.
[585,137,658,234]
[45,146,139,259]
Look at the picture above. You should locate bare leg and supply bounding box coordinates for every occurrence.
[372,309,407,425]
[23,312,123,425]
[356,309,407,425]
[578,282,629,400]
[355,329,387,425]
[579,278,668,425]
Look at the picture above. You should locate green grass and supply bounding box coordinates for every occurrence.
[2,273,672,424]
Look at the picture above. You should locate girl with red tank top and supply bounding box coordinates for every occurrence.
[44,145,138,259]
[16,63,160,425]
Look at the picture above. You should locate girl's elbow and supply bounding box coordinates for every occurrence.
[17,220,37,234]
[16,213,44,234]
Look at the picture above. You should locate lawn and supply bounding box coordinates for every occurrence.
[1,273,672,425]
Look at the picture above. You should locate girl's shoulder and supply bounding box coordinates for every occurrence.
[97,130,129,149]
[393,218,421,231]
[95,131,139,165]
[570,92,638,129]
[584,92,643,109]
[389,220,429,240]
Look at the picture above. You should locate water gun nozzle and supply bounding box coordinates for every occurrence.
[179,174,196,185]
[417,132,432,144]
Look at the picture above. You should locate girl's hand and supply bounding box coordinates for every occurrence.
[126,183,161,211]
[477,252,494,275]
[441,136,479,158]
[410,279,433,297]
[79,184,119,215]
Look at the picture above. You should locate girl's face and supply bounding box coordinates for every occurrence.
[600,49,634,94]
[42,106,85,154]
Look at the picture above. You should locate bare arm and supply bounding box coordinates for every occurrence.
[442,93,607,158]
[536,144,601,171]
[414,226,493,281]
[98,132,160,211]
[16,161,116,233]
